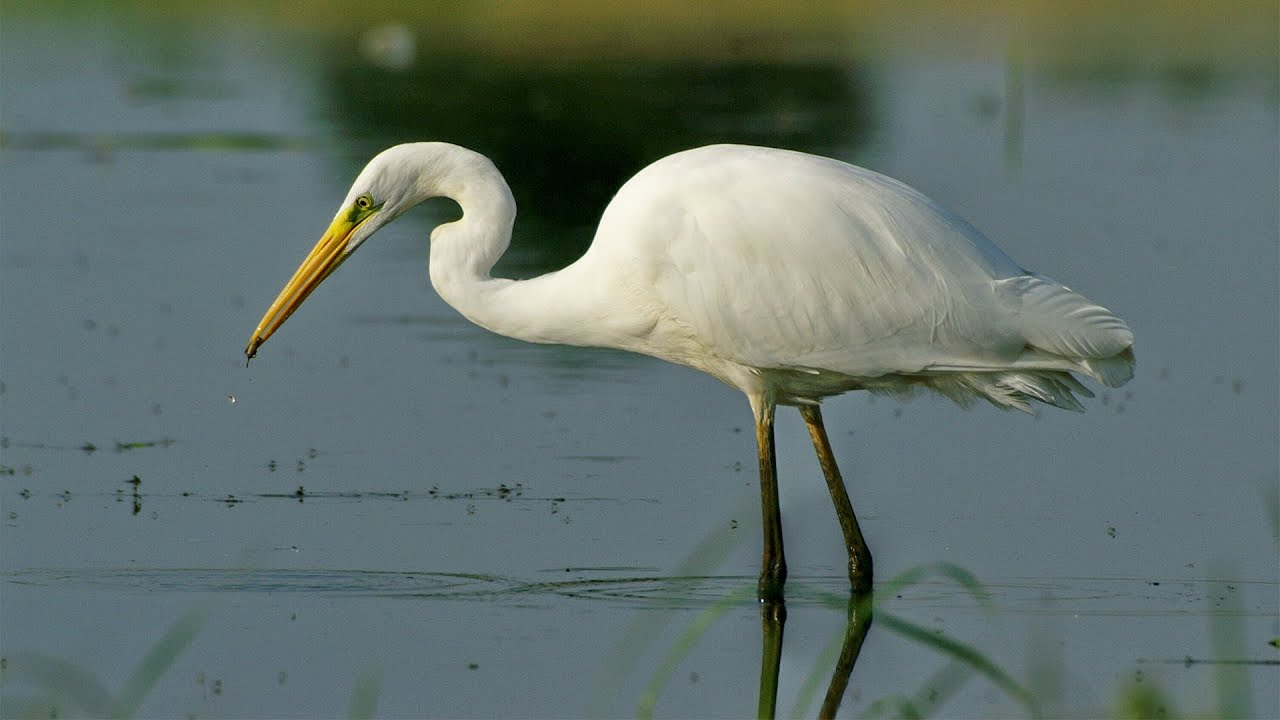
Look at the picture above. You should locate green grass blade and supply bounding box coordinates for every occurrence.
[593,496,755,716]
[1208,572,1250,719]
[346,666,384,719]
[788,616,848,718]
[873,562,991,611]
[636,585,756,718]
[877,611,1039,717]
[113,603,209,718]
[2,651,116,717]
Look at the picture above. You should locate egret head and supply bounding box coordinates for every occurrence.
[244,142,511,363]
[243,146,431,362]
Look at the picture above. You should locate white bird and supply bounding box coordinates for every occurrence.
[245,143,1135,601]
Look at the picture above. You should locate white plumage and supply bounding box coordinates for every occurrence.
[583,145,1133,409]
[246,142,1135,600]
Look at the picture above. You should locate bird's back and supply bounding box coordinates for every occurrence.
[585,145,1133,410]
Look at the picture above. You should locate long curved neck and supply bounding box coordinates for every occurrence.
[419,145,620,348]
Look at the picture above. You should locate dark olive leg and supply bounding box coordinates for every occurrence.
[818,591,873,719]
[756,601,786,719]
[799,405,873,593]
[755,403,787,602]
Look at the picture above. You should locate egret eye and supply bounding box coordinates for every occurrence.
[355,193,374,210]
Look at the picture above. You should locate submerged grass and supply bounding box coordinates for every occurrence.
[598,504,1040,720]
[1,603,209,719]
[3,566,1269,717]
[4,491,1272,717]
[622,564,1273,719]
[112,605,208,718]
[634,585,759,717]
[603,496,1275,720]
[870,610,1038,717]
[345,666,384,720]
[620,560,1039,719]
[1207,566,1251,719]
[790,563,1037,719]
[1,601,386,719]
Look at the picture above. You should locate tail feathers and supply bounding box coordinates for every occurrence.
[873,369,1103,415]
[852,274,1135,414]
[956,371,1093,414]
[1081,347,1136,387]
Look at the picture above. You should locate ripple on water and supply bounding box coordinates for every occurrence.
[2,567,767,608]
[1,568,516,598]
[7,569,1272,616]
[520,574,758,609]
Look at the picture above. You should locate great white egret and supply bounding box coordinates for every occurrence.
[245,143,1135,601]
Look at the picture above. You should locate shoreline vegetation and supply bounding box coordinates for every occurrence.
[7,1,1277,69]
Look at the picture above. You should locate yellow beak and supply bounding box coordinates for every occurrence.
[244,209,374,362]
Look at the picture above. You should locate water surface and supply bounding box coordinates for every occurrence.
[2,4,1277,717]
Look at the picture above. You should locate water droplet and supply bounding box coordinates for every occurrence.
[228,395,237,404]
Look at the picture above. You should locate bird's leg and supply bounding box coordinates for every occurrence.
[756,601,786,719]
[799,404,873,593]
[818,590,873,719]
[754,399,787,602]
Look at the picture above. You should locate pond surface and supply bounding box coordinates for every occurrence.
[2,3,1277,718]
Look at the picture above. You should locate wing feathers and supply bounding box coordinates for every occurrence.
[1001,275,1134,358]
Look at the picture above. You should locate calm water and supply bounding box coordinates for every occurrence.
[2,4,1277,718]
